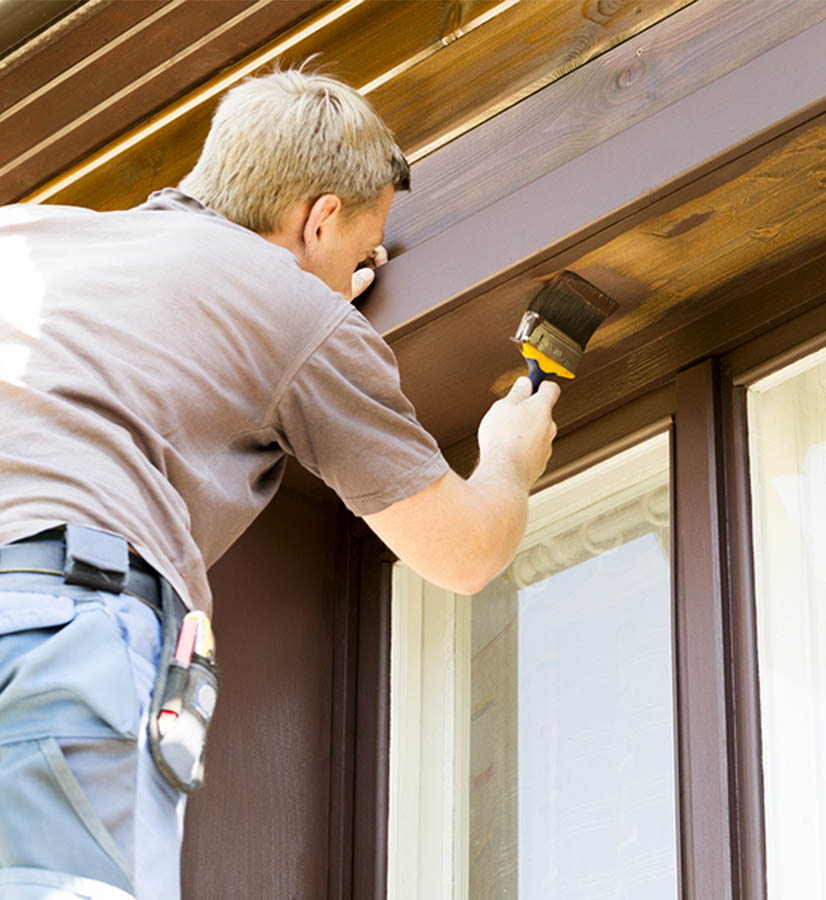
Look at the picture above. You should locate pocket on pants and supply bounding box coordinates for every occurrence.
[0,591,142,747]
[0,736,136,893]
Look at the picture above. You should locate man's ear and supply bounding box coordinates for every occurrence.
[303,194,342,251]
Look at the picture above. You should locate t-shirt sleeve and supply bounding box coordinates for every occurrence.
[272,308,449,516]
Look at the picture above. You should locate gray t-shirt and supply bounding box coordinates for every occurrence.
[0,189,448,612]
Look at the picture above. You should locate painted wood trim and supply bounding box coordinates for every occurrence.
[727,304,826,387]
[673,360,734,899]
[327,507,360,900]
[719,378,766,900]
[351,536,395,900]
[363,15,826,341]
[387,569,471,900]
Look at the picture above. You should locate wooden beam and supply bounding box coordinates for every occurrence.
[383,0,826,257]
[363,8,826,340]
[366,0,693,160]
[19,0,689,208]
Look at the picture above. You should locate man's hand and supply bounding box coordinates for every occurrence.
[364,376,561,594]
[351,245,388,300]
[476,376,561,491]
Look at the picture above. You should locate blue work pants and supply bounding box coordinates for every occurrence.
[0,577,186,899]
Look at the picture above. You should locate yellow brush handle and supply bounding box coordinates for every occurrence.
[521,342,575,379]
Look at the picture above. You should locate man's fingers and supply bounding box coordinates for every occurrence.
[537,379,562,406]
[351,267,375,299]
[507,376,533,402]
[372,244,388,267]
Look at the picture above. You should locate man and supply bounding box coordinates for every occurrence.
[0,68,559,898]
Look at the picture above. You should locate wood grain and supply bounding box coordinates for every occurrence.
[16,0,501,206]
[0,0,82,63]
[368,49,826,451]
[366,5,826,341]
[369,0,693,159]
[20,0,688,209]
[720,379,767,900]
[0,0,326,203]
[383,0,826,255]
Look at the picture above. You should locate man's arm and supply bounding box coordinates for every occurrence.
[364,377,561,594]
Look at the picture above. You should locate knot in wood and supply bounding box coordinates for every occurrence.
[583,0,632,24]
[615,57,645,90]
[751,224,783,241]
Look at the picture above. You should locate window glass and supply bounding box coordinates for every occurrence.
[748,346,826,897]
[389,434,679,899]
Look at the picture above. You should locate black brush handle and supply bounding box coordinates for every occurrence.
[526,358,546,394]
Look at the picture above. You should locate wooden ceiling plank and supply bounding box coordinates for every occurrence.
[361,13,826,342]
[0,1,163,111]
[371,0,694,160]
[382,0,826,258]
[0,0,326,203]
[0,0,85,62]
[0,0,196,159]
[16,0,492,206]
[17,0,684,211]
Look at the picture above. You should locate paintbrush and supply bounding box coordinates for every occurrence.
[512,270,619,392]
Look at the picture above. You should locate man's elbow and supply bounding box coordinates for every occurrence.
[423,555,506,596]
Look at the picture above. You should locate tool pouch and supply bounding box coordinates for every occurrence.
[148,581,220,793]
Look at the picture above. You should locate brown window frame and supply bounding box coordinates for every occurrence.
[345,296,826,900]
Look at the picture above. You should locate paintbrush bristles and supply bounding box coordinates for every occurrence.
[527,271,619,349]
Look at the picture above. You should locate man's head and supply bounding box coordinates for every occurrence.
[179,66,408,248]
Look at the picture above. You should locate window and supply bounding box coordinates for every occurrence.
[388,434,678,899]
[748,346,826,897]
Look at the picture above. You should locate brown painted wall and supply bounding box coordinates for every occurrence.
[180,486,341,899]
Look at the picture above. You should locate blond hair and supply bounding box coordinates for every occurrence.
[178,67,410,233]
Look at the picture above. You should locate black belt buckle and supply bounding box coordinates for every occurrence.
[63,523,129,594]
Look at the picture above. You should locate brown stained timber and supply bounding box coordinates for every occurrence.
[18,0,688,210]
[0,0,83,62]
[365,14,826,344]
[0,0,150,96]
[0,0,326,204]
[381,93,826,448]
[383,0,826,256]
[350,536,395,900]
[367,0,693,159]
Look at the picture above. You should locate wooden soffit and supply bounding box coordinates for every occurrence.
[9,0,826,477]
[355,0,826,467]
[16,0,693,207]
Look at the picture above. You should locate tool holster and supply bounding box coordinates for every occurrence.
[148,578,220,794]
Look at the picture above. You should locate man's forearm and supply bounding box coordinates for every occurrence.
[364,377,560,595]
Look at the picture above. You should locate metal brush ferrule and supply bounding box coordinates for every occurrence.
[512,311,584,375]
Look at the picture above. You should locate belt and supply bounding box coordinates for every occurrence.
[0,527,180,622]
